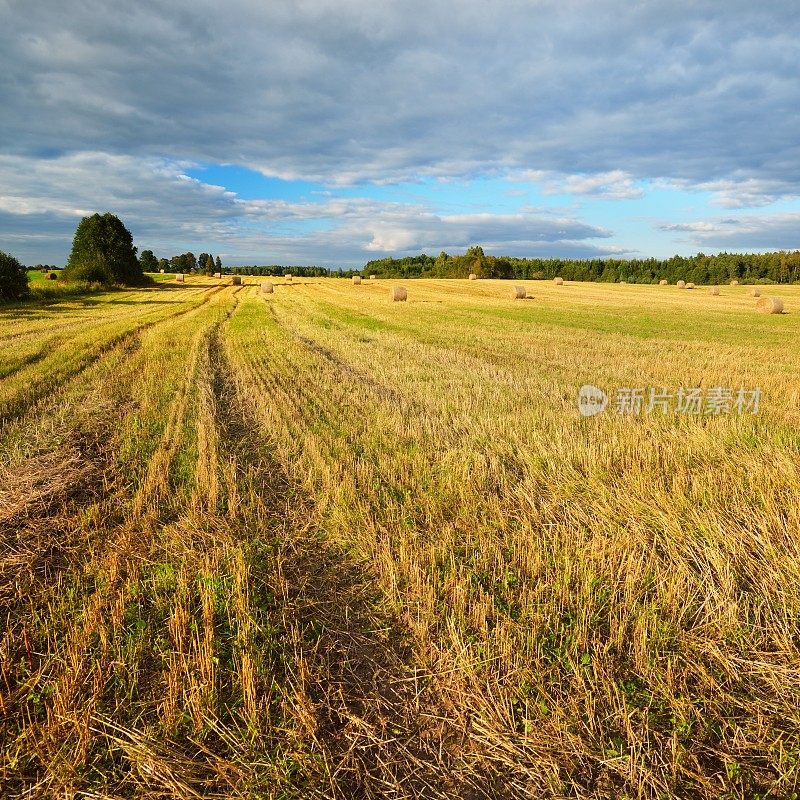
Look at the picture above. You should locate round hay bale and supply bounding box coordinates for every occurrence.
[708,286,720,296]
[686,282,695,289]
[175,273,185,282]
[214,272,221,279]
[677,280,686,288]
[261,281,274,294]
[553,277,564,285]
[285,274,292,282]
[47,272,58,280]
[659,279,668,285]
[159,268,165,274]
[468,273,477,280]
[730,279,739,286]
[620,280,627,285]
[510,285,526,299]
[750,287,761,297]
[390,286,407,302]
[756,296,784,314]
[231,275,242,286]
[370,274,377,280]
[352,275,362,284]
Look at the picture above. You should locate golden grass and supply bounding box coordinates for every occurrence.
[2,276,800,798]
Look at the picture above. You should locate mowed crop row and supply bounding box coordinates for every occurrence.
[2,277,800,798]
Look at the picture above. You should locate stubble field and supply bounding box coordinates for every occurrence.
[2,276,800,799]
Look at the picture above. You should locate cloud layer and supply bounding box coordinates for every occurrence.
[0,153,618,264]
[4,1,799,187]
[2,1,800,262]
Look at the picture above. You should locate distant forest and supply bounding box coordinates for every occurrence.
[357,247,800,284]
[183,247,800,284]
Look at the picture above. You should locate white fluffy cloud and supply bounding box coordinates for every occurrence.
[519,170,643,200]
[0,153,617,264]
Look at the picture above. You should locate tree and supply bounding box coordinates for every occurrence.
[139,249,158,272]
[157,258,170,272]
[199,253,215,275]
[0,250,30,300]
[215,255,222,271]
[63,213,143,285]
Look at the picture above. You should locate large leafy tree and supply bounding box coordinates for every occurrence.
[0,250,30,300]
[139,249,158,272]
[63,213,143,285]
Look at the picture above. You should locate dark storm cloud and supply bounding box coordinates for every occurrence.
[2,0,799,191]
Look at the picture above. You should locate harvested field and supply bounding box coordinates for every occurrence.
[2,276,800,799]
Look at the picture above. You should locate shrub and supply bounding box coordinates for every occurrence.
[0,251,30,300]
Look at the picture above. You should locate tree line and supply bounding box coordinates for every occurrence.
[140,251,224,275]
[225,265,329,277]
[360,247,800,284]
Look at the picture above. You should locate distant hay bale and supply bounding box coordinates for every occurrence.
[756,296,784,314]
[686,282,695,289]
[231,276,242,286]
[214,272,221,278]
[677,280,686,288]
[750,287,761,297]
[285,274,292,281]
[708,286,720,295]
[175,273,184,282]
[390,286,407,302]
[554,277,564,285]
[730,279,739,286]
[159,269,165,274]
[370,274,377,280]
[659,279,668,285]
[620,280,627,285]
[261,281,274,294]
[510,285,527,299]
[469,273,477,280]
[47,272,58,280]
[352,275,362,284]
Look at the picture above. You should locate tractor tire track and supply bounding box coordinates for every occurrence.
[214,305,497,799]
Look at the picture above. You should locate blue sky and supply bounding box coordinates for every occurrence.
[1,1,799,267]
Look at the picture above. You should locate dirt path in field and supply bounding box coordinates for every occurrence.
[210,318,497,799]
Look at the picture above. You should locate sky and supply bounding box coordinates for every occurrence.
[1,0,799,267]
